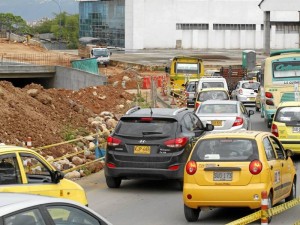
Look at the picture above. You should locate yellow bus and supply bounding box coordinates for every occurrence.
[165,56,204,96]
[260,49,300,128]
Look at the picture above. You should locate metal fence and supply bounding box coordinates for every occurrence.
[0,53,80,67]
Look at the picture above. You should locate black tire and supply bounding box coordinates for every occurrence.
[184,205,200,222]
[285,179,296,202]
[177,179,183,191]
[105,176,121,188]
[267,193,273,223]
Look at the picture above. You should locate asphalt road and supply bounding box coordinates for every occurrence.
[76,108,300,225]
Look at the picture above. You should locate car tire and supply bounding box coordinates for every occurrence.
[184,205,200,222]
[267,193,273,223]
[285,179,296,202]
[177,179,183,191]
[105,176,121,188]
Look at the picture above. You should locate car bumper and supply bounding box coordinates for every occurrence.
[237,96,256,104]
[187,99,195,107]
[183,183,267,209]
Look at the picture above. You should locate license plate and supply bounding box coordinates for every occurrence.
[211,120,222,126]
[134,146,151,154]
[213,172,232,181]
[292,127,300,133]
[249,97,255,101]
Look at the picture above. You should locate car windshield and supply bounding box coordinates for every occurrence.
[201,82,224,88]
[115,118,177,137]
[93,49,109,57]
[199,104,237,114]
[275,107,300,123]
[191,139,258,161]
[241,82,260,90]
[198,91,228,101]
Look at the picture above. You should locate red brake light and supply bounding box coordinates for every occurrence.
[249,160,263,175]
[140,117,153,122]
[168,164,180,171]
[195,102,201,110]
[107,136,122,146]
[106,162,116,168]
[164,137,188,148]
[265,99,274,106]
[232,117,243,127]
[238,89,243,95]
[265,92,273,98]
[271,123,278,137]
[186,160,197,175]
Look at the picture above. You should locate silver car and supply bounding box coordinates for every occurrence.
[0,193,113,225]
[231,80,260,106]
[195,100,254,132]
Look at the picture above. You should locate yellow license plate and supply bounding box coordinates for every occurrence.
[134,146,151,154]
[211,120,222,126]
[249,97,255,101]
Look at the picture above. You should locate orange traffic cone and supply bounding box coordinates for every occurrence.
[26,137,32,149]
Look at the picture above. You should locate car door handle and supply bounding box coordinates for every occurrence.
[270,165,273,170]
[282,163,284,167]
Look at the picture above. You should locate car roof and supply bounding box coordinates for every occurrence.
[0,145,36,153]
[200,88,228,92]
[278,101,300,107]
[239,80,260,84]
[201,130,270,139]
[122,107,190,120]
[202,100,237,105]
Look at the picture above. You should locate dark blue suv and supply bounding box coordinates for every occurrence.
[104,107,214,188]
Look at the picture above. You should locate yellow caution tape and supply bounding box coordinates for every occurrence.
[62,157,105,173]
[225,211,261,225]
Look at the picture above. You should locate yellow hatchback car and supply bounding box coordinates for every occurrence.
[183,131,296,222]
[194,88,230,110]
[271,101,300,154]
[0,145,88,206]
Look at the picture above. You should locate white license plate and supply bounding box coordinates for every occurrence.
[213,172,232,181]
[292,127,300,133]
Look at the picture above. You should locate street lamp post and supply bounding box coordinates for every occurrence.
[52,0,62,49]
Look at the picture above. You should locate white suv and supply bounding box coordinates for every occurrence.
[231,80,260,105]
[196,76,228,94]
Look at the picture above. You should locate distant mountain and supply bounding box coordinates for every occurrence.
[0,0,79,22]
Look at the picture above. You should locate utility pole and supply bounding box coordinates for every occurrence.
[52,0,62,49]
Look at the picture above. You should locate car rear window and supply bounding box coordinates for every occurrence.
[115,118,177,137]
[201,82,224,88]
[198,91,228,101]
[275,107,300,123]
[191,138,258,161]
[186,82,197,92]
[241,82,260,90]
[199,104,237,114]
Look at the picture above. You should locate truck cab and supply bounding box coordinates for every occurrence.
[91,47,112,67]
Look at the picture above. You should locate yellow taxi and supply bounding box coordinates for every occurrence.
[271,101,300,154]
[183,131,296,222]
[0,145,88,206]
[194,88,230,110]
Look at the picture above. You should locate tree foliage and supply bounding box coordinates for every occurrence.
[0,13,31,34]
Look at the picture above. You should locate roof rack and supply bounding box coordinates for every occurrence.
[173,107,188,115]
[125,106,141,115]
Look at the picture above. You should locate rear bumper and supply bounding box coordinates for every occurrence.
[183,183,267,209]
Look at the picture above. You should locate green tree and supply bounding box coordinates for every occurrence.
[0,13,31,37]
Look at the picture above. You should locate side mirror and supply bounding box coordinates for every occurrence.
[285,149,294,158]
[248,110,254,116]
[206,123,214,131]
[53,171,64,184]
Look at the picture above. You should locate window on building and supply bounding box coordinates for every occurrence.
[213,24,256,30]
[176,23,209,30]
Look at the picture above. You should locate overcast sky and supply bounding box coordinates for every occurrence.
[0,0,78,22]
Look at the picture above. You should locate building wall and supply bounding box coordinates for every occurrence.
[125,0,300,50]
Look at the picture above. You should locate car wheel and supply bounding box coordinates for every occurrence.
[177,179,183,191]
[285,179,296,202]
[105,176,121,188]
[184,205,200,222]
[267,193,273,223]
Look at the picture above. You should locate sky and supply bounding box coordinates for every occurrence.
[0,0,79,22]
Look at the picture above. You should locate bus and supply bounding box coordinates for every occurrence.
[260,49,300,128]
[165,56,204,96]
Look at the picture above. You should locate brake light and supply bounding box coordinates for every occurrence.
[249,160,263,175]
[186,160,197,175]
[232,117,243,127]
[266,99,274,106]
[195,102,201,110]
[238,89,243,95]
[106,162,116,168]
[265,92,273,98]
[140,117,153,122]
[271,123,278,137]
[168,164,180,171]
[107,136,122,146]
[164,137,188,148]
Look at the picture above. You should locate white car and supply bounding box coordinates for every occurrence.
[0,193,113,225]
[231,80,260,105]
[195,100,254,132]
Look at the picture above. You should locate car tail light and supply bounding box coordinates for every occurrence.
[265,99,274,106]
[195,102,201,110]
[271,123,278,137]
[265,92,273,98]
[238,89,243,95]
[106,162,116,168]
[107,136,122,146]
[168,164,180,171]
[249,160,263,175]
[232,117,243,127]
[164,137,188,148]
[140,117,153,122]
[186,160,197,175]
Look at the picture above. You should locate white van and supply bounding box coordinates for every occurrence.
[196,76,228,94]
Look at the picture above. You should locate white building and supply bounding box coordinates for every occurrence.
[125,0,300,50]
